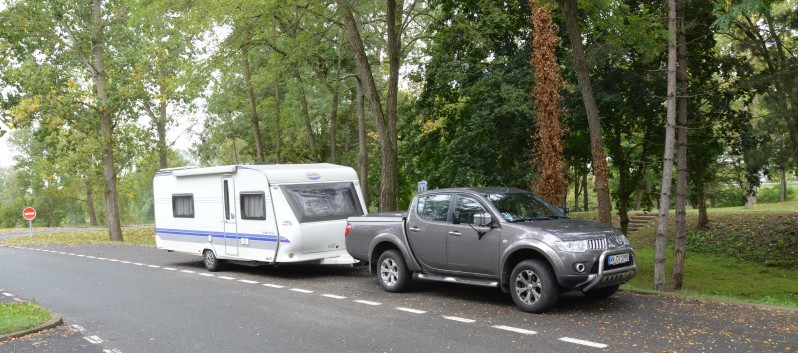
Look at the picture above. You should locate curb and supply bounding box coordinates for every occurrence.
[0,314,64,342]
[619,288,798,313]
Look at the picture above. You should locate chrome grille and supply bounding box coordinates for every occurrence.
[587,238,607,250]
[608,235,625,248]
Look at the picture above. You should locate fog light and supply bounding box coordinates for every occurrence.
[573,262,586,273]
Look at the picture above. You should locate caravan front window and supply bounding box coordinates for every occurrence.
[282,182,364,223]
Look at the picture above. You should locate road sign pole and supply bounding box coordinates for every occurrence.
[29,220,32,239]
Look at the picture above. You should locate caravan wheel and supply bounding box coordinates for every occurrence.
[203,249,222,272]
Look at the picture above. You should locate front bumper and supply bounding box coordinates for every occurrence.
[576,248,637,292]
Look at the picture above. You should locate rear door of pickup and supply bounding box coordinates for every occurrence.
[405,193,452,271]
[446,194,500,275]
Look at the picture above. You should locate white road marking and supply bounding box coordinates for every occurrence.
[84,335,104,344]
[442,316,475,323]
[57,252,66,254]
[97,257,107,260]
[118,260,130,264]
[77,255,87,257]
[396,307,426,314]
[2,292,14,297]
[132,263,145,266]
[262,284,285,288]
[218,276,236,280]
[162,267,177,271]
[492,325,537,335]
[71,324,86,333]
[238,279,259,284]
[67,253,76,256]
[198,273,215,277]
[559,337,608,348]
[290,288,314,294]
[13,298,24,302]
[180,270,195,274]
[322,294,347,299]
[147,265,161,268]
[354,300,381,306]
[104,349,124,353]
[86,256,97,259]
[108,259,119,262]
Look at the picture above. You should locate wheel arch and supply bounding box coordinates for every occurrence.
[500,243,562,293]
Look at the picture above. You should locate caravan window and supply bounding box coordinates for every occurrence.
[172,194,194,218]
[282,182,364,223]
[240,192,266,220]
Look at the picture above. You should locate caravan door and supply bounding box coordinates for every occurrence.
[222,177,238,256]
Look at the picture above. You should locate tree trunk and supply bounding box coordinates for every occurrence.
[156,83,169,169]
[274,79,282,164]
[582,172,588,211]
[696,192,709,230]
[672,5,688,291]
[86,181,98,227]
[295,68,319,162]
[356,77,369,206]
[573,166,580,211]
[655,0,678,291]
[339,0,400,211]
[557,0,612,224]
[226,114,239,164]
[242,26,265,163]
[779,167,787,202]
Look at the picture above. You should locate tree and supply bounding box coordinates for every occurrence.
[556,0,612,224]
[655,0,678,291]
[672,0,688,291]
[530,0,566,206]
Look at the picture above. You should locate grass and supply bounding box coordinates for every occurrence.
[1,227,156,246]
[617,199,798,308]
[0,301,52,335]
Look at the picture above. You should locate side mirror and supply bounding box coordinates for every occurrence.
[473,212,492,227]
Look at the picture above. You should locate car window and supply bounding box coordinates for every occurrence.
[455,196,486,224]
[416,194,451,222]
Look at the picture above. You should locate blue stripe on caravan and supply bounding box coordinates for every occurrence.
[155,228,290,243]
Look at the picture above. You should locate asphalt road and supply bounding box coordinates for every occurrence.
[1,243,796,353]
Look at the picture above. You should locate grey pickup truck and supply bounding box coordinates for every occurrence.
[344,187,637,313]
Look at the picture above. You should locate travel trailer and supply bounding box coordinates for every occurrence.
[153,163,367,271]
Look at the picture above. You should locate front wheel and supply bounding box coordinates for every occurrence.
[509,259,558,313]
[203,249,222,272]
[376,250,410,292]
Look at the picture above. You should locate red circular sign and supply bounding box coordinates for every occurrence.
[22,207,36,221]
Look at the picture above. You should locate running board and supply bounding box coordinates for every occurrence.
[416,273,499,287]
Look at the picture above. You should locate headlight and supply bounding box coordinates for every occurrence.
[609,234,630,248]
[555,240,588,253]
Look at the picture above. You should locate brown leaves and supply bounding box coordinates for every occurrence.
[529,0,567,207]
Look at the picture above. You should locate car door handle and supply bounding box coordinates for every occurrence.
[408,226,421,232]
[448,231,461,236]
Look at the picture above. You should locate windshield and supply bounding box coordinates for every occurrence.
[487,192,566,222]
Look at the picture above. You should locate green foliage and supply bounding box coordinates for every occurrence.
[0,301,52,335]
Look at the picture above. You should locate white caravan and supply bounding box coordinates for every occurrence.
[153,163,367,271]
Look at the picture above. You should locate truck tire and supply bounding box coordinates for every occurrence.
[376,250,411,292]
[203,249,222,272]
[510,259,558,313]
[582,284,619,299]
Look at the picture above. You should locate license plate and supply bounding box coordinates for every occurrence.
[607,253,630,266]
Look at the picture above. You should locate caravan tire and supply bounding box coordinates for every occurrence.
[203,249,222,272]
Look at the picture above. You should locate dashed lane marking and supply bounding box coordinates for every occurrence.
[2,293,14,297]
[147,265,161,268]
[132,263,145,266]
[263,284,285,288]
[218,276,236,280]
[86,256,97,259]
[238,279,259,284]
[108,259,119,262]
[322,294,347,299]
[290,288,314,294]
[396,307,426,314]
[354,300,381,306]
[179,270,195,273]
[442,316,475,323]
[84,335,104,344]
[118,260,130,264]
[71,324,86,333]
[198,273,215,277]
[493,325,537,335]
[104,349,124,353]
[559,337,608,348]
[162,267,177,271]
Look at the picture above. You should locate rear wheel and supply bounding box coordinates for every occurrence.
[583,284,619,299]
[509,259,558,313]
[376,250,410,292]
[203,249,222,272]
